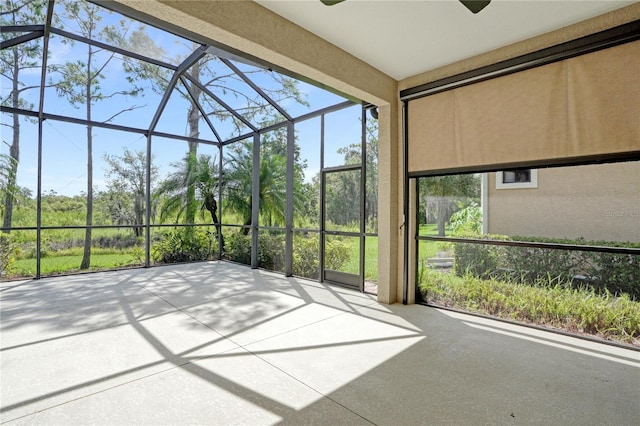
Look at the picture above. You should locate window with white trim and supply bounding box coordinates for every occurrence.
[496,169,538,189]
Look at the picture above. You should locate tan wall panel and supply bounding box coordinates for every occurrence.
[568,40,640,156]
[487,162,640,242]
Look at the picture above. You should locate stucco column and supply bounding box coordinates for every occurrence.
[376,101,402,304]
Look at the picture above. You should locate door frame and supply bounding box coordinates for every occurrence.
[320,166,364,290]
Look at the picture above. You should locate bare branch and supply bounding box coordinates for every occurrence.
[102,104,145,123]
[90,49,117,80]
[0,0,39,16]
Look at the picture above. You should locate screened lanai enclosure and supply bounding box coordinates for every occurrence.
[1,0,378,291]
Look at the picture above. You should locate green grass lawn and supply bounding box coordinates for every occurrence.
[9,252,141,277]
[341,236,378,281]
[6,223,440,282]
[418,223,438,236]
[338,225,443,282]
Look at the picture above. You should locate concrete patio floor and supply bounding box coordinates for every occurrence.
[1,261,638,425]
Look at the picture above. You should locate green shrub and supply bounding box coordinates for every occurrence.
[584,252,640,298]
[291,234,351,279]
[222,232,288,270]
[325,238,351,271]
[454,242,499,278]
[152,228,215,263]
[222,232,252,265]
[258,233,285,271]
[0,234,14,276]
[223,231,352,276]
[292,234,320,279]
[501,245,577,285]
[419,268,640,346]
[454,235,640,299]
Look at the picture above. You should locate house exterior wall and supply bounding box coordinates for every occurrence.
[486,162,640,243]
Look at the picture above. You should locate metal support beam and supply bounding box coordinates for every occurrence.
[1,30,43,50]
[179,75,223,143]
[285,121,294,276]
[183,73,258,132]
[359,105,367,292]
[148,47,206,133]
[251,133,260,268]
[49,27,177,71]
[217,144,224,260]
[219,57,293,122]
[145,133,152,267]
[34,0,55,279]
[319,114,325,282]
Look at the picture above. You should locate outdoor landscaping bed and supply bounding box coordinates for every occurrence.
[419,269,640,347]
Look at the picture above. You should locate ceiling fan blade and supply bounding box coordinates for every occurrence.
[321,0,346,5]
[459,0,491,14]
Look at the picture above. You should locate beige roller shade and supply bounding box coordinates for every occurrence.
[408,40,640,174]
[568,42,640,156]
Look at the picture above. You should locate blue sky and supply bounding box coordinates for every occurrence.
[1,0,365,197]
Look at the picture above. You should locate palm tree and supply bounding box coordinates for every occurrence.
[155,153,223,248]
[224,140,303,234]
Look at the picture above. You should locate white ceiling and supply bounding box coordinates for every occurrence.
[256,0,636,80]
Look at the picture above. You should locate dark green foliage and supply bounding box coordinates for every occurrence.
[152,228,215,264]
[222,232,285,270]
[222,232,252,266]
[222,232,351,277]
[453,243,499,279]
[453,235,640,299]
[583,251,640,298]
[501,246,577,285]
[92,234,140,250]
[257,233,285,271]
[325,170,360,228]
[223,233,290,272]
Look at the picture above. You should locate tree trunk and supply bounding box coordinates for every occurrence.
[3,49,21,232]
[80,122,93,269]
[2,113,19,232]
[185,145,198,226]
[204,193,224,250]
[437,215,447,237]
[436,197,449,237]
[241,218,251,236]
[185,61,202,225]
[134,193,143,237]
[80,50,93,270]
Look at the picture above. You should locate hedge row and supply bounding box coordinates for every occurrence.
[454,235,640,299]
[152,228,351,279]
[419,269,640,346]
